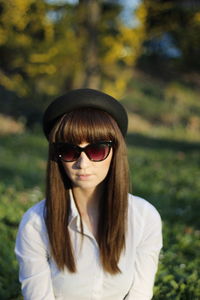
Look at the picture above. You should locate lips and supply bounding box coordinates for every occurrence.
[76,174,92,180]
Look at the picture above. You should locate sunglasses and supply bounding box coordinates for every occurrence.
[54,141,113,162]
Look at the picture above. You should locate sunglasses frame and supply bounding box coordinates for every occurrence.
[53,141,113,162]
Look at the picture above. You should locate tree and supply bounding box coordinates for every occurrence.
[74,0,101,89]
[0,0,52,96]
[140,0,200,72]
[0,0,147,109]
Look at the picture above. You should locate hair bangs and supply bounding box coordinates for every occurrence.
[53,108,118,144]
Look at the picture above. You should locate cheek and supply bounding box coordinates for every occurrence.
[99,153,113,178]
[62,163,73,179]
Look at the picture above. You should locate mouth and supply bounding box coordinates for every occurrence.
[76,174,92,180]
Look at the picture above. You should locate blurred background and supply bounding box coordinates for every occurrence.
[0,0,200,299]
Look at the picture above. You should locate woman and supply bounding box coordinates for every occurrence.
[15,88,162,300]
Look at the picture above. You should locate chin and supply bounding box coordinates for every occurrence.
[73,179,105,191]
[74,181,98,190]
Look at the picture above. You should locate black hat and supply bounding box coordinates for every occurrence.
[43,88,128,139]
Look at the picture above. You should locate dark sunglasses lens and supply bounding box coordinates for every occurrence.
[58,145,79,162]
[86,143,110,161]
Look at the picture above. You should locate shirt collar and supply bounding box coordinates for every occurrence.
[68,189,97,241]
[68,189,80,228]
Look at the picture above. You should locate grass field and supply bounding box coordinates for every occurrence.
[0,74,200,299]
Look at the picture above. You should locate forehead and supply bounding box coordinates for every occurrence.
[76,142,91,147]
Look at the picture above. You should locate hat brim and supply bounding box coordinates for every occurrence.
[43,88,128,139]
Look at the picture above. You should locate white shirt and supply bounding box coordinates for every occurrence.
[15,193,162,300]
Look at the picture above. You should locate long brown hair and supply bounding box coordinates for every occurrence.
[45,108,129,274]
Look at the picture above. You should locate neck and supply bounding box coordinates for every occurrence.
[72,184,105,239]
[72,184,104,215]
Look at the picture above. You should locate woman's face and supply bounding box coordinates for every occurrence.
[62,142,113,191]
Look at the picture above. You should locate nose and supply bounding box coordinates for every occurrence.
[74,151,90,169]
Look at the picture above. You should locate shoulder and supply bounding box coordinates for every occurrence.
[15,200,50,258]
[128,193,161,215]
[128,193,162,228]
[18,200,46,232]
[127,194,163,247]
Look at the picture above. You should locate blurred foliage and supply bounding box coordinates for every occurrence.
[0,114,25,135]
[140,0,200,72]
[124,71,200,142]
[0,131,46,299]
[1,0,200,127]
[128,138,200,227]
[0,131,47,189]
[0,0,146,101]
[0,183,42,299]
[0,0,57,96]
[153,223,200,299]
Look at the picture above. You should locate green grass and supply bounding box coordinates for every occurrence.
[127,134,200,227]
[0,131,47,300]
[123,74,200,142]
[0,76,200,299]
